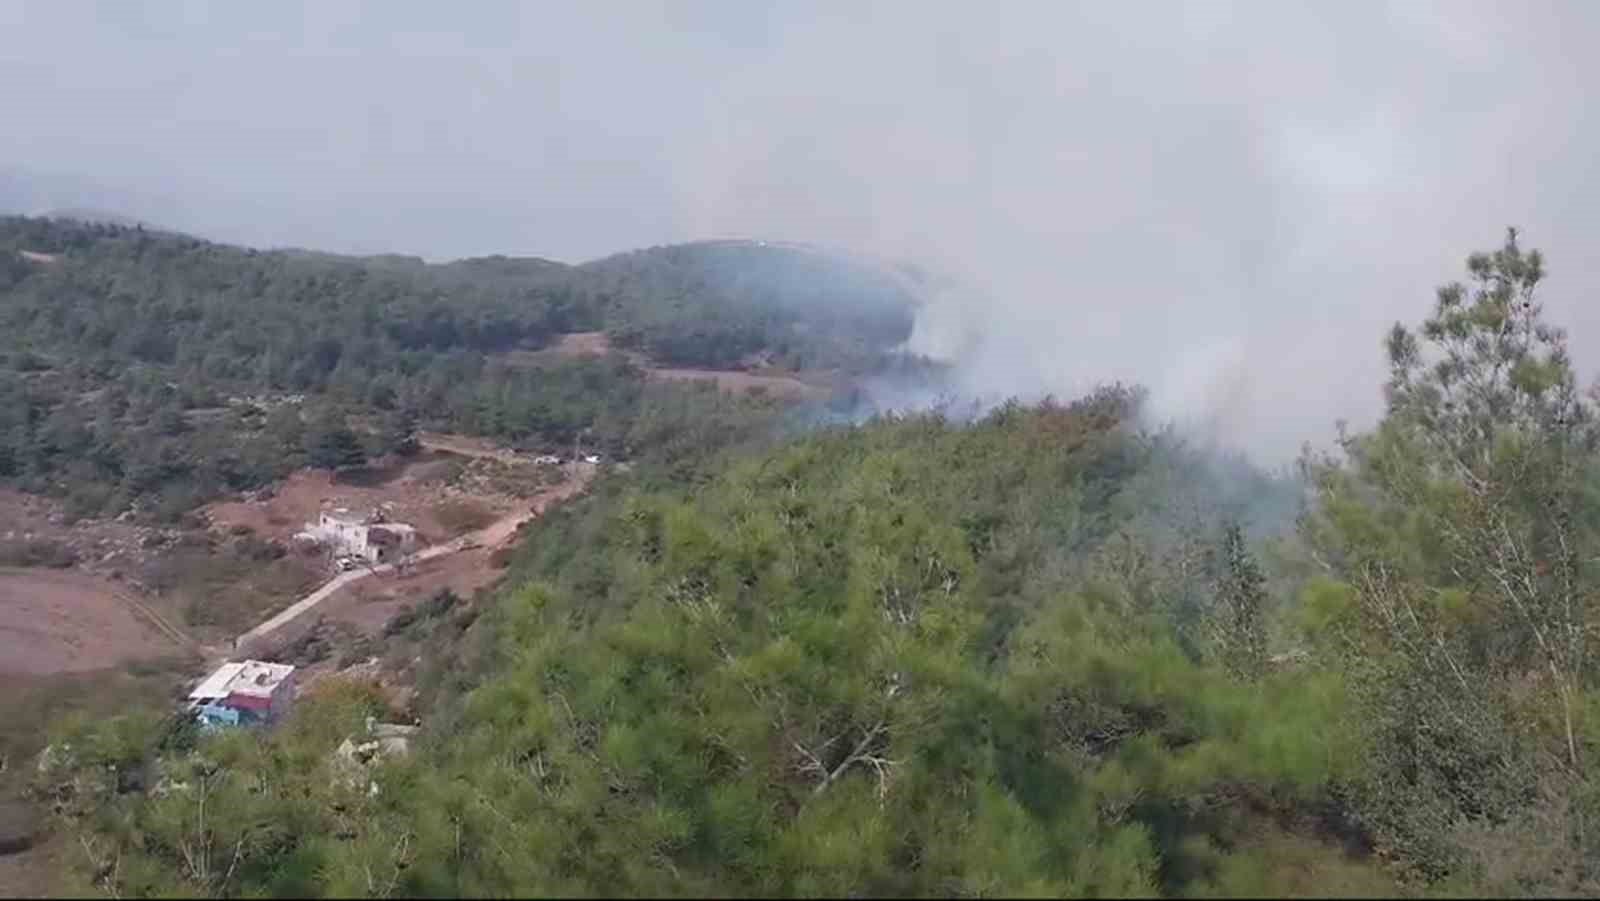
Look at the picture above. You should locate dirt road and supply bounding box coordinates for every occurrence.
[234,462,595,651]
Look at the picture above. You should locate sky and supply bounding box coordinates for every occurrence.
[3,0,1599,462]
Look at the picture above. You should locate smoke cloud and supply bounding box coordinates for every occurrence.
[5,1,1600,461]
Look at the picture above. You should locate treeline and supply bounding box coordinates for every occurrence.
[0,218,914,519]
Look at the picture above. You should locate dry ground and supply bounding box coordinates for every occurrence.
[315,460,593,636]
[201,450,516,548]
[646,365,828,400]
[256,460,594,647]
[0,441,578,893]
[318,547,503,635]
[544,330,616,358]
[0,567,186,676]
[0,441,552,677]
[0,488,153,578]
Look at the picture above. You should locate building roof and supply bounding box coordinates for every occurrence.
[189,660,294,702]
[189,662,246,701]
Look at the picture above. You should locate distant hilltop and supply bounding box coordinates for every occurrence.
[38,207,160,230]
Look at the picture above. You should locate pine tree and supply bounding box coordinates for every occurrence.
[1212,519,1268,680]
[304,410,366,471]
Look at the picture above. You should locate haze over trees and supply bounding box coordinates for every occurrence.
[0,217,917,520]
[21,229,1600,896]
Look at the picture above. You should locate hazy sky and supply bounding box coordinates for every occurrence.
[4,0,1599,460]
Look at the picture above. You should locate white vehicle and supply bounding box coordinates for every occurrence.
[582,454,601,464]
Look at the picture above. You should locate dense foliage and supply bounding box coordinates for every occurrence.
[29,229,1600,897]
[39,390,1377,897]
[0,218,914,519]
[1296,230,1600,890]
[580,241,917,370]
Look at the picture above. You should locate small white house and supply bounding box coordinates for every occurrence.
[294,508,418,564]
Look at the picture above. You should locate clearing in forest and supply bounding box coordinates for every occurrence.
[508,331,833,400]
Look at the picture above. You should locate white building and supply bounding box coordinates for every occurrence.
[294,508,418,564]
[188,660,297,727]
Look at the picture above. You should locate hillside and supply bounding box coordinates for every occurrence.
[14,228,1600,898]
[577,240,920,371]
[37,209,160,229]
[0,216,921,520]
[33,391,1376,898]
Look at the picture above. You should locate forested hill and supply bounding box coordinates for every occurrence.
[578,240,921,370]
[0,217,917,380]
[0,216,920,519]
[30,228,1600,897]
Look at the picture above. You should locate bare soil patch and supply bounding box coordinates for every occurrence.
[0,568,184,676]
[546,330,621,358]
[415,432,531,464]
[645,366,830,400]
[200,450,526,548]
[295,462,597,639]
[507,331,833,400]
[320,547,503,636]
